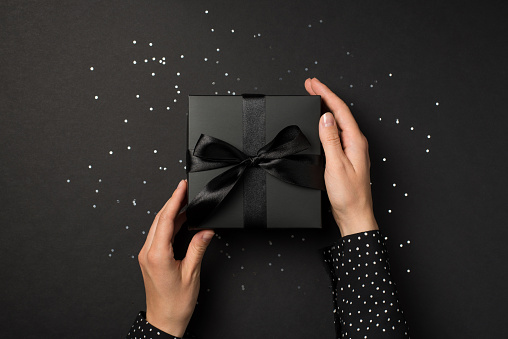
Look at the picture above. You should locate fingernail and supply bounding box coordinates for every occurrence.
[202,231,214,242]
[323,112,335,127]
[177,179,185,189]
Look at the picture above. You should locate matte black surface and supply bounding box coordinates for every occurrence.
[1,1,507,338]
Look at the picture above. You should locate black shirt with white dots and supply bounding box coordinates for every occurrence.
[126,230,409,339]
[322,230,410,338]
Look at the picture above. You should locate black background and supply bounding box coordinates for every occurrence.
[1,1,507,338]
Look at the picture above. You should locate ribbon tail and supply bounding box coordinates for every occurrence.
[186,162,249,228]
[260,154,326,191]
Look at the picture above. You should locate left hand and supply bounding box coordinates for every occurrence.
[138,179,215,337]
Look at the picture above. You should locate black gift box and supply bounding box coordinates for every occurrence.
[186,94,323,230]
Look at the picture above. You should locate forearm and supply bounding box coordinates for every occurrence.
[323,230,409,338]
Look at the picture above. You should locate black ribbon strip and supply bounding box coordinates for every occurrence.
[186,125,325,228]
[242,95,266,228]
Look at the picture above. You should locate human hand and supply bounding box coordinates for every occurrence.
[138,179,215,337]
[305,78,379,237]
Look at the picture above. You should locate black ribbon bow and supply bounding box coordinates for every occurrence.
[186,125,325,228]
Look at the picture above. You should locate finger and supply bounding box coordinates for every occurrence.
[142,212,160,253]
[319,112,353,170]
[310,78,363,139]
[151,180,188,253]
[182,230,215,274]
[304,78,317,95]
[142,179,185,250]
[171,211,187,244]
[141,180,187,254]
[170,182,188,242]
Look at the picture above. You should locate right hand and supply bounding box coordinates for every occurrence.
[305,78,379,237]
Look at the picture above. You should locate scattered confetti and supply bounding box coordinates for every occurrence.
[83,27,430,279]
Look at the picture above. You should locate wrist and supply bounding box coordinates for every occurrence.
[333,209,379,237]
[146,310,188,338]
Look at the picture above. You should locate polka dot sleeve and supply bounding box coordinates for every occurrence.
[322,230,410,338]
[126,311,182,339]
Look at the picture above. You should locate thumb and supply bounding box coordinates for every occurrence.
[183,230,215,272]
[319,112,345,166]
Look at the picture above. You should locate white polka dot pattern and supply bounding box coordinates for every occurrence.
[126,311,187,339]
[322,230,410,338]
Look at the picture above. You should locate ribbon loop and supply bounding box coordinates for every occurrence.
[186,125,325,228]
